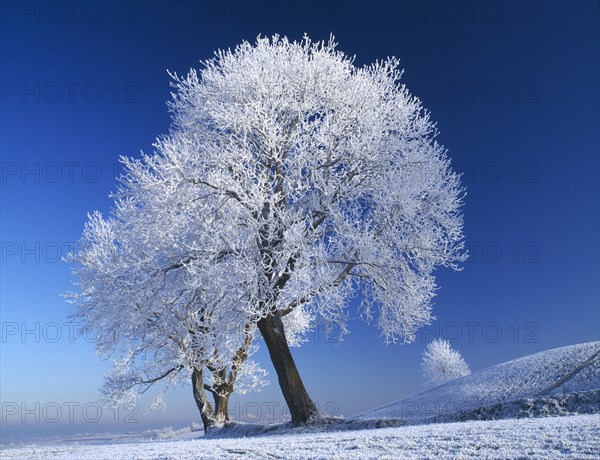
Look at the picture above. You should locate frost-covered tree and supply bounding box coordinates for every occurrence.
[421,339,471,387]
[69,34,465,425]
[68,213,270,432]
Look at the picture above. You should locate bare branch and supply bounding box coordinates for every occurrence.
[280,256,356,316]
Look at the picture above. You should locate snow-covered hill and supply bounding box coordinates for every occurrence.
[356,341,600,424]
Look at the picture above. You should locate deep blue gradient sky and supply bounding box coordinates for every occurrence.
[1,0,598,443]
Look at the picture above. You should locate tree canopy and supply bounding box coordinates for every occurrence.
[69,34,466,425]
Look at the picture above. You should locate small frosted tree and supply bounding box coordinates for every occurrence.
[421,339,470,387]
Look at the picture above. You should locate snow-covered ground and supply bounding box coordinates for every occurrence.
[357,341,600,424]
[2,415,598,459]
[3,342,598,459]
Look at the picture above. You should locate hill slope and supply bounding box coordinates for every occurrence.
[356,341,600,424]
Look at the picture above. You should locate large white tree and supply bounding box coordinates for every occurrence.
[70,34,465,425]
[421,339,471,387]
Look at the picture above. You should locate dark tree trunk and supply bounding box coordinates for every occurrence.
[191,368,216,433]
[192,367,234,432]
[212,388,231,423]
[257,313,319,424]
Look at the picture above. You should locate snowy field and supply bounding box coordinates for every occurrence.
[2,414,598,460]
[3,343,598,459]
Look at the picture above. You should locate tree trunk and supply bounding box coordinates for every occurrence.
[257,313,319,424]
[212,388,231,423]
[191,368,216,433]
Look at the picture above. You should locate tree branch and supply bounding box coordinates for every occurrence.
[280,258,356,317]
[136,365,183,393]
[203,383,218,396]
[188,177,250,210]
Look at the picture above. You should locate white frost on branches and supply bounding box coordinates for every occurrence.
[421,338,471,387]
[67,212,269,408]
[68,34,465,407]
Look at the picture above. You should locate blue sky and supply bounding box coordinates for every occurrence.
[1,0,598,443]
